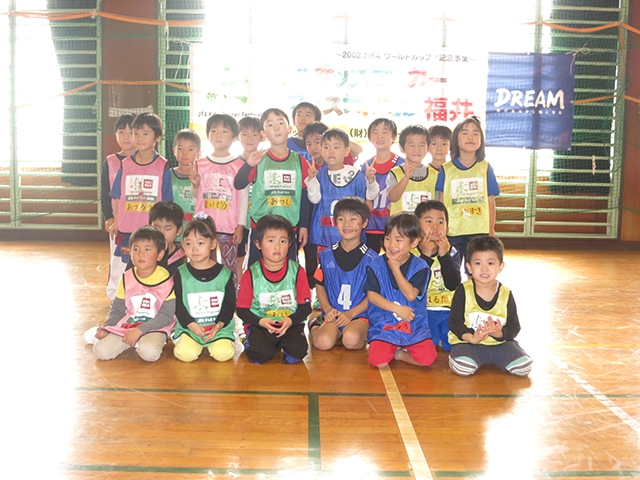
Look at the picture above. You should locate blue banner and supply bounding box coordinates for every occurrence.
[485,53,574,150]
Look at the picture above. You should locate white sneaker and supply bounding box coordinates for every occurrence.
[83,326,99,345]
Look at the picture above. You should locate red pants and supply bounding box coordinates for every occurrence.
[368,339,437,367]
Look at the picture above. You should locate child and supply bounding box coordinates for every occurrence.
[109,113,173,265]
[415,200,461,351]
[172,215,236,363]
[364,212,437,368]
[149,201,186,275]
[427,125,452,171]
[435,116,500,266]
[170,128,201,240]
[233,108,311,266]
[448,236,532,376]
[288,102,323,161]
[387,125,438,214]
[236,215,312,364]
[309,197,378,351]
[103,113,136,301]
[236,116,264,282]
[362,118,404,253]
[90,226,176,362]
[191,114,247,290]
[306,128,378,249]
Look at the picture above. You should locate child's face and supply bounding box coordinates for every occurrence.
[418,209,448,242]
[369,123,396,154]
[263,112,292,147]
[182,230,217,266]
[305,133,323,162]
[401,134,428,167]
[383,227,419,263]
[322,137,350,170]
[466,250,504,286]
[133,124,160,153]
[130,239,163,274]
[428,136,450,164]
[208,122,236,152]
[335,211,367,244]
[115,125,135,153]
[256,228,290,264]
[239,128,263,153]
[173,139,200,168]
[457,122,482,156]
[294,107,316,136]
[151,218,181,248]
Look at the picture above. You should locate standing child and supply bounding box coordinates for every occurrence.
[170,129,201,241]
[427,125,452,171]
[448,236,532,376]
[236,215,312,364]
[362,118,404,253]
[306,128,378,249]
[235,116,264,283]
[436,116,500,266]
[387,125,438,214]
[172,215,236,363]
[233,108,311,265]
[288,102,323,162]
[364,212,437,368]
[109,113,173,266]
[414,200,461,351]
[191,114,247,290]
[89,226,176,362]
[103,113,136,301]
[309,197,378,351]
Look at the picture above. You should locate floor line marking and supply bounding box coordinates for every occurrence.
[553,356,640,438]
[379,365,433,480]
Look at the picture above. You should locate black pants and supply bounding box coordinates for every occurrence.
[243,323,308,364]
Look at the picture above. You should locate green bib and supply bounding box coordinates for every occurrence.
[171,170,196,242]
[249,260,299,321]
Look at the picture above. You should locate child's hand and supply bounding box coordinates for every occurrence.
[233,225,245,245]
[307,159,319,180]
[95,326,108,340]
[247,149,267,167]
[386,256,403,272]
[298,227,308,249]
[259,318,282,334]
[188,322,206,338]
[334,311,353,327]
[122,327,144,347]
[324,308,339,323]
[189,162,201,190]
[107,219,118,236]
[394,305,415,322]
[433,228,451,257]
[104,218,114,234]
[405,164,416,179]
[365,160,377,184]
[203,322,223,342]
[484,316,503,338]
[273,317,292,337]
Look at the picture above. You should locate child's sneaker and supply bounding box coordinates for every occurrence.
[307,315,323,331]
[83,326,99,345]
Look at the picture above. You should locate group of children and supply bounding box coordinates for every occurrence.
[86,102,532,377]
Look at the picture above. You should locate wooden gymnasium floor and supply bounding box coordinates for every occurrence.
[3,241,640,479]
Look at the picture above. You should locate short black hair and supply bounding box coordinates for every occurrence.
[260,108,289,127]
[292,102,322,121]
[384,212,422,242]
[173,128,201,150]
[368,118,398,139]
[131,113,163,138]
[253,214,295,244]
[450,116,485,161]
[130,225,166,253]
[467,235,504,263]
[414,200,449,224]
[333,196,370,223]
[114,113,135,132]
[239,116,262,133]
[399,125,430,149]
[183,214,217,240]
[206,113,240,138]
[322,128,349,148]
[149,201,184,229]
[428,125,452,141]
[302,121,329,142]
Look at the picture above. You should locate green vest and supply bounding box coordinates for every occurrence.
[442,160,490,236]
[173,263,235,346]
[249,151,302,226]
[171,169,196,242]
[448,280,510,346]
[249,259,299,321]
[389,164,438,215]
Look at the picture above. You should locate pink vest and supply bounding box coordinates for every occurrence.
[195,156,244,235]
[116,155,168,233]
[106,154,122,214]
[104,267,175,337]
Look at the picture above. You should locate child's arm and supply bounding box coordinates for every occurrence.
[349,141,363,157]
[109,168,123,235]
[488,291,520,341]
[387,257,421,301]
[439,247,462,292]
[233,150,265,190]
[488,195,496,236]
[161,167,173,201]
[316,283,338,322]
[203,272,236,342]
[335,297,368,327]
[435,168,445,203]
[367,291,415,321]
[448,286,478,342]
[387,165,415,203]
[305,175,321,204]
[234,187,249,244]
